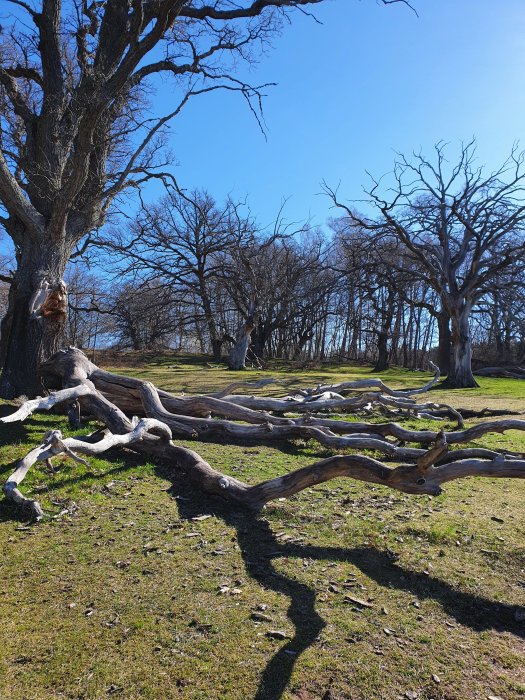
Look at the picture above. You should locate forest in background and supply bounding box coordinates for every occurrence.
[2,140,521,379]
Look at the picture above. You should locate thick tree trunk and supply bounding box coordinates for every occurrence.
[437,308,451,376]
[228,301,258,371]
[373,330,389,372]
[0,279,16,367]
[228,319,256,370]
[441,305,479,389]
[210,338,223,362]
[0,240,68,399]
[251,324,270,362]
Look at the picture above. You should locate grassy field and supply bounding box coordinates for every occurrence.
[0,355,524,700]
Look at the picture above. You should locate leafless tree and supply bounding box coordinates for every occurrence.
[108,281,179,350]
[325,141,525,387]
[0,0,331,398]
[64,263,104,348]
[97,188,256,360]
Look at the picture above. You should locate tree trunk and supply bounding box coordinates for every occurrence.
[0,240,68,399]
[0,278,16,367]
[373,330,390,372]
[441,305,479,389]
[228,318,256,370]
[437,308,451,376]
[292,330,314,362]
[251,324,270,362]
[228,299,259,370]
[210,338,223,362]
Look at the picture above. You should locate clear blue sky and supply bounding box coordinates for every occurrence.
[142,0,525,229]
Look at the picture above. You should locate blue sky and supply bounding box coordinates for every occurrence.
[142,0,525,229]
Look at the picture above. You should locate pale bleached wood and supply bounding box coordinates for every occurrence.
[1,347,522,519]
[0,384,92,423]
[298,361,440,398]
[2,416,171,518]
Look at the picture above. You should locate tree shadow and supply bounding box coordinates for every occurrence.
[168,483,325,700]
[1,402,523,696]
[0,405,30,447]
[159,466,524,700]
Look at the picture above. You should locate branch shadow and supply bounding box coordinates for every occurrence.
[0,404,31,447]
[1,399,523,696]
[168,484,325,700]
[159,467,524,700]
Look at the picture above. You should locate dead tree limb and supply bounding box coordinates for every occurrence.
[1,348,524,519]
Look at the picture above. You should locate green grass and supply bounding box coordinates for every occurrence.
[0,355,524,700]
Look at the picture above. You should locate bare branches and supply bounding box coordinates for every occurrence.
[0,0,332,256]
[0,150,45,238]
[325,141,525,388]
[2,415,171,519]
[2,348,525,521]
[0,384,92,423]
[179,0,325,21]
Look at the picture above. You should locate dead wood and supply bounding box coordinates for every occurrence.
[474,366,525,379]
[2,348,525,519]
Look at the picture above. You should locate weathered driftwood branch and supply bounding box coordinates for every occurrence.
[210,377,281,399]
[297,361,441,398]
[2,416,171,518]
[3,400,525,517]
[2,348,525,519]
[1,384,92,423]
[79,356,451,423]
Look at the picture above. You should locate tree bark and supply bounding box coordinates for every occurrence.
[373,330,390,372]
[210,338,223,362]
[442,305,479,389]
[228,302,258,370]
[0,237,69,398]
[436,308,451,376]
[228,320,255,370]
[0,278,15,367]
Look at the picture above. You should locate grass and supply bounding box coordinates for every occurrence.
[0,354,524,700]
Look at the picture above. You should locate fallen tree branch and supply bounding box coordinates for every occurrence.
[474,366,525,379]
[2,417,171,519]
[1,348,523,519]
[299,361,441,398]
[210,377,281,398]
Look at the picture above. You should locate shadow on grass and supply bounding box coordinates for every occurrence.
[1,414,523,697]
[161,467,525,700]
[0,404,30,448]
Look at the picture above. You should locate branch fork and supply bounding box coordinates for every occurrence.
[1,349,525,519]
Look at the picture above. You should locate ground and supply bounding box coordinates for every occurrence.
[0,355,524,700]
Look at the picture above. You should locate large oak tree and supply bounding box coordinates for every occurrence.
[0,0,332,398]
[326,142,525,388]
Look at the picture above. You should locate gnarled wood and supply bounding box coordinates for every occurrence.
[2,348,525,520]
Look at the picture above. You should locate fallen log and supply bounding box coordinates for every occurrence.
[1,348,524,519]
[474,366,525,379]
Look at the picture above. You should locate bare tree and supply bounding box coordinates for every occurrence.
[97,188,256,359]
[64,264,104,348]
[0,0,332,398]
[326,141,525,387]
[107,281,178,350]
